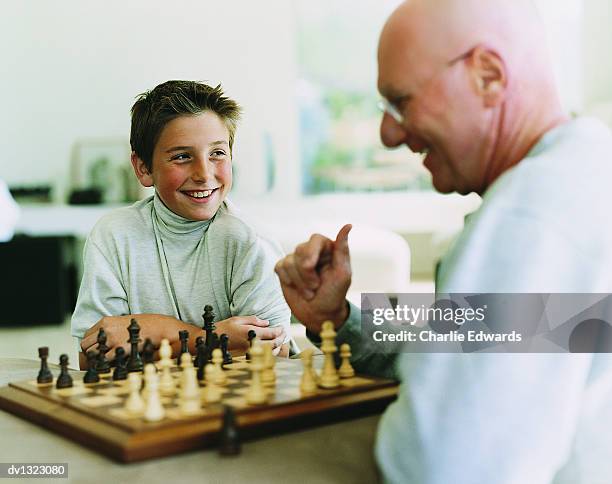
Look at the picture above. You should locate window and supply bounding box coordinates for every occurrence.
[295,0,432,194]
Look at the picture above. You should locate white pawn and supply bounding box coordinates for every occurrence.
[203,364,222,403]
[338,343,355,378]
[319,321,340,389]
[124,372,145,416]
[262,344,276,387]
[179,353,200,415]
[143,363,165,422]
[300,349,317,396]
[211,349,227,386]
[159,338,175,396]
[246,342,267,405]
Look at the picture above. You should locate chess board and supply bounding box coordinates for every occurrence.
[0,356,398,462]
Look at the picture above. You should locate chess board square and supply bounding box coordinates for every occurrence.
[97,386,130,396]
[80,395,122,407]
[54,385,93,397]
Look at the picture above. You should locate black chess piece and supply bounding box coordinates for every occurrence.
[207,332,220,363]
[177,330,190,366]
[83,351,100,384]
[219,405,241,456]
[203,305,216,350]
[141,338,155,366]
[113,347,128,381]
[194,336,204,368]
[220,334,232,366]
[95,328,111,374]
[126,319,143,372]
[246,330,257,361]
[196,342,207,381]
[56,354,73,389]
[37,346,53,384]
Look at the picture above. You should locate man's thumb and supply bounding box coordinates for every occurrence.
[334,224,352,258]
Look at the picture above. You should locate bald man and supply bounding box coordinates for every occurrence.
[276,1,612,483]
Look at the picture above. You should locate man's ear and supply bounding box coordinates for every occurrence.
[468,46,507,107]
[130,152,154,187]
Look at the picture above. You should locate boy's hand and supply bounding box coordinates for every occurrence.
[80,314,187,362]
[216,316,286,353]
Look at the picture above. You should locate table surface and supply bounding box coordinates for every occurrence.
[0,358,381,484]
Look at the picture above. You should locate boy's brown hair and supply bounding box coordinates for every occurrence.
[130,80,242,171]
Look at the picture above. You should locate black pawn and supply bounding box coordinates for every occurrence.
[219,405,241,456]
[220,334,232,366]
[95,328,111,374]
[113,347,128,381]
[196,342,207,381]
[207,332,220,364]
[246,330,257,361]
[83,351,100,384]
[56,354,73,389]
[37,347,53,384]
[177,330,190,365]
[141,338,155,366]
[194,336,204,368]
[127,319,143,372]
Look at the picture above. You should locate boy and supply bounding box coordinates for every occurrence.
[72,80,290,368]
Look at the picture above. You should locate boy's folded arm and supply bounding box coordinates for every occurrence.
[228,238,292,345]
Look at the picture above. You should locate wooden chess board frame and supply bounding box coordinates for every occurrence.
[0,356,398,462]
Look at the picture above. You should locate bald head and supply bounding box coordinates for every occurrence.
[377,0,566,195]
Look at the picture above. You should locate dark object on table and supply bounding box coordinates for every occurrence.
[194,336,204,368]
[219,405,241,456]
[142,338,155,366]
[37,347,53,384]
[113,348,128,381]
[95,328,111,374]
[246,330,257,361]
[56,354,73,389]
[177,330,190,366]
[126,319,143,372]
[0,235,77,326]
[83,351,100,384]
[203,305,216,351]
[68,188,103,205]
[220,334,232,366]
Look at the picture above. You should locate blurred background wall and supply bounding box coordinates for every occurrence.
[0,0,610,283]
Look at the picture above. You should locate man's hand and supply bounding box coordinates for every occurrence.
[275,224,352,334]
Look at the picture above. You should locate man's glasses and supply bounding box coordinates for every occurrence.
[377,98,404,125]
[377,47,475,127]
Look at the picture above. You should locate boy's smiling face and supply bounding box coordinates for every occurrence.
[132,111,232,221]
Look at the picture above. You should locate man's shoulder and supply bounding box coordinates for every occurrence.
[485,117,612,215]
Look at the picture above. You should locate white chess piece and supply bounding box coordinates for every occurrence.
[159,339,176,396]
[211,349,227,386]
[262,344,276,387]
[300,349,317,396]
[319,321,340,389]
[338,343,355,378]
[143,363,165,422]
[125,372,145,416]
[246,342,267,405]
[204,364,222,403]
[179,353,201,415]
